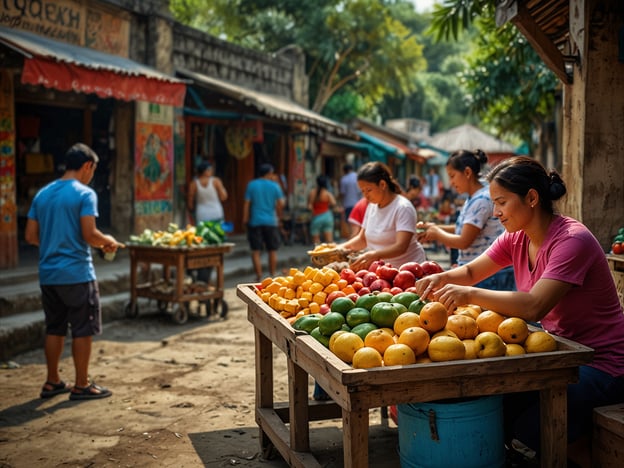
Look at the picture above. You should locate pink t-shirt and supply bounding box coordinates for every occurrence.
[487,215,624,377]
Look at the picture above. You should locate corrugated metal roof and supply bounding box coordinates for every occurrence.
[178,68,352,137]
[0,26,184,84]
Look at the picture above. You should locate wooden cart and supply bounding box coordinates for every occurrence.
[125,243,234,324]
[237,284,594,468]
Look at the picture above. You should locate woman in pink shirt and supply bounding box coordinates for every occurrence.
[415,156,624,467]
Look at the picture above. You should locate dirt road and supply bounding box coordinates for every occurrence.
[0,286,400,467]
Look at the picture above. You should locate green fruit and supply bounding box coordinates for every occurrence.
[375,292,393,303]
[310,327,331,347]
[619,227,624,235]
[614,234,624,243]
[408,299,428,315]
[346,307,371,328]
[319,312,346,336]
[341,323,352,332]
[355,293,381,311]
[370,302,405,328]
[293,314,322,334]
[391,291,420,309]
[351,322,378,341]
[330,297,356,316]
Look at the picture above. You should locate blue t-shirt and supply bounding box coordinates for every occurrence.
[245,178,284,227]
[27,179,98,285]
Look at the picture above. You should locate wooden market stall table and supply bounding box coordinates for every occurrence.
[125,243,234,323]
[237,284,594,468]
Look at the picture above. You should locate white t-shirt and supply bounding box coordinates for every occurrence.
[362,195,426,267]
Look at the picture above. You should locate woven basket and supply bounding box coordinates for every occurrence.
[307,249,348,267]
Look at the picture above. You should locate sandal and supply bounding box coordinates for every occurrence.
[69,383,112,401]
[40,380,71,399]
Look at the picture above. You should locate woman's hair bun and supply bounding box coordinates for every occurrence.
[548,171,566,200]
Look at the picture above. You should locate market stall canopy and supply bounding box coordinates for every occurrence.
[178,68,352,137]
[0,26,186,107]
[357,131,405,163]
[429,124,515,154]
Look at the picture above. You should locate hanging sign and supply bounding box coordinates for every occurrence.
[225,121,263,160]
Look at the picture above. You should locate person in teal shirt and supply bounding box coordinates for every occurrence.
[242,163,285,281]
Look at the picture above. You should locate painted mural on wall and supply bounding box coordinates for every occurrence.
[134,102,174,232]
[0,70,16,234]
[0,0,129,56]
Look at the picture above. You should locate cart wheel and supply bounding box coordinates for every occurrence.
[124,301,139,319]
[218,299,229,319]
[157,300,169,313]
[172,303,189,325]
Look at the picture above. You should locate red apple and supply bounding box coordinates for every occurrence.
[421,261,444,276]
[352,281,364,292]
[358,287,371,295]
[399,261,425,279]
[319,303,330,315]
[368,259,385,274]
[369,278,392,291]
[348,292,360,302]
[340,268,357,284]
[377,265,399,282]
[355,269,369,279]
[326,290,347,306]
[405,286,420,294]
[361,272,378,287]
[393,270,416,290]
[390,286,403,295]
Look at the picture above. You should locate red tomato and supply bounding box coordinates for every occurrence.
[613,243,623,255]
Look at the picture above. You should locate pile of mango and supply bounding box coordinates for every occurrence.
[129,221,225,247]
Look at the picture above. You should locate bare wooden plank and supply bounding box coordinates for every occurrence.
[540,385,568,468]
[274,400,342,422]
[255,328,274,410]
[289,357,310,452]
[342,408,369,468]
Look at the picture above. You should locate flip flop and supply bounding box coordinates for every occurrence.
[69,383,112,401]
[40,380,71,399]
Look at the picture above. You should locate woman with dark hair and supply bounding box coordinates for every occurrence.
[308,174,337,245]
[338,161,425,270]
[417,149,514,289]
[414,156,624,466]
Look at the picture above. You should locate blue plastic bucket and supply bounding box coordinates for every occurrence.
[397,396,505,468]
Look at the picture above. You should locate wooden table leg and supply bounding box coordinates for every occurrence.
[288,357,310,452]
[255,329,273,451]
[342,408,369,468]
[540,385,567,468]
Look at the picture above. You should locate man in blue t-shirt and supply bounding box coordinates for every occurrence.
[242,163,285,281]
[26,143,123,401]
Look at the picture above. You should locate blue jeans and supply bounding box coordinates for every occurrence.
[504,365,624,452]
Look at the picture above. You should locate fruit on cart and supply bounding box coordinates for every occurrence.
[128,222,223,247]
[329,330,348,353]
[318,312,346,336]
[293,314,322,334]
[364,329,396,355]
[454,304,481,320]
[463,339,478,359]
[497,317,530,344]
[390,291,420,309]
[419,302,448,333]
[310,327,331,348]
[352,347,384,369]
[345,307,371,328]
[397,326,430,356]
[445,314,479,340]
[505,344,526,356]
[393,312,421,335]
[475,310,507,333]
[350,322,379,341]
[370,302,406,328]
[330,297,356,315]
[474,331,507,358]
[383,343,416,366]
[332,332,364,363]
[408,298,428,314]
[428,335,466,362]
[523,330,558,353]
[611,227,624,254]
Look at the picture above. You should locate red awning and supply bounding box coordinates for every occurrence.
[0,26,186,107]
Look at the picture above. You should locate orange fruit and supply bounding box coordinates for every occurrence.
[497,317,529,344]
[474,331,507,358]
[475,310,507,333]
[393,312,421,335]
[419,302,448,333]
[427,336,466,362]
[524,331,557,353]
[332,332,364,363]
[364,329,396,355]
[505,344,526,356]
[397,326,430,356]
[352,347,383,369]
[383,343,416,366]
[446,314,479,340]
[415,354,433,364]
[432,328,459,339]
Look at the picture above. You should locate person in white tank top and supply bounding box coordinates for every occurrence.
[187,161,228,224]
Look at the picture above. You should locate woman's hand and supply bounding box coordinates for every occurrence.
[414,272,447,300]
[349,250,377,272]
[416,221,434,242]
[430,283,473,312]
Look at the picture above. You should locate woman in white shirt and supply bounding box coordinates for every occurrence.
[338,161,425,270]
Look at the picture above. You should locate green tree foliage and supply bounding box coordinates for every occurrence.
[170,0,426,117]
